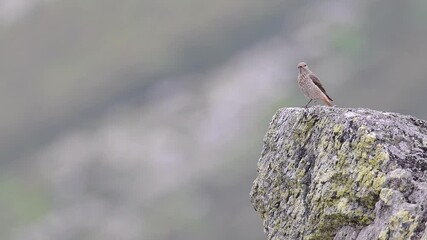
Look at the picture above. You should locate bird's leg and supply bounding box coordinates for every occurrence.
[304,99,313,108]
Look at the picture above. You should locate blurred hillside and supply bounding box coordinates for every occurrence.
[1,0,427,240]
[0,0,288,163]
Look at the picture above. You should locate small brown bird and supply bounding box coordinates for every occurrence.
[297,62,333,107]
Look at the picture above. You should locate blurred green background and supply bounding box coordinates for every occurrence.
[1,0,427,239]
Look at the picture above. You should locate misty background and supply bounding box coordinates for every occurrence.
[1,0,427,239]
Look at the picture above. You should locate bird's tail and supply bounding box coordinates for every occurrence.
[323,95,333,107]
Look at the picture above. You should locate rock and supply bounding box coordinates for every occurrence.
[250,106,427,240]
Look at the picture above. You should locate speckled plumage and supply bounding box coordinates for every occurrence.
[297,62,333,106]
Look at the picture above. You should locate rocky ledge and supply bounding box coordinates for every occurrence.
[250,106,427,240]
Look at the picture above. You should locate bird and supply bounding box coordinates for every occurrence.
[297,62,333,107]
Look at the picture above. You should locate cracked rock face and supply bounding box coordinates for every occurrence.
[250,106,427,240]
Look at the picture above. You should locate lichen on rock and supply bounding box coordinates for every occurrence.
[250,106,427,240]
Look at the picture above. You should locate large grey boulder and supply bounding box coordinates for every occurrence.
[250,106,427,240]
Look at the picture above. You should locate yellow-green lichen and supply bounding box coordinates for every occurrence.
[333,124,345,134]
[296,168,306,180]
[354,126,376,160]
[370,144,390,168]
[304,125,390,238]
[332,124,345,150]
[253,110,408,240]
[336,145,350,169]
[294,117,318,141]
[387,209,418,239]
[333,124,345,150]
[379,188,394,205]
[336,197,349,212]
[372,174,386,191]
[365,132,377,145]
[378,228,390,240]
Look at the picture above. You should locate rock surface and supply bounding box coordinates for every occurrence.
[250,106,427,240]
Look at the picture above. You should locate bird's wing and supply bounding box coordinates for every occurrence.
[309,73,333,101]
